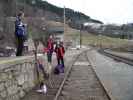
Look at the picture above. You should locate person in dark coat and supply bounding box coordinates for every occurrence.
[55,41,65,67]
[15,11,26,56]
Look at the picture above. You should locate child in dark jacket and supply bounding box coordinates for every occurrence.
[15,11,26,56]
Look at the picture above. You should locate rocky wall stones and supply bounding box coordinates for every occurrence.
[0,57,38,100]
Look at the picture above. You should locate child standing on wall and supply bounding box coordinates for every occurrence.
[15,11,27,56]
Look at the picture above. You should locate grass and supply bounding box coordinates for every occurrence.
[82,33,128,48]
[66,31,129,50]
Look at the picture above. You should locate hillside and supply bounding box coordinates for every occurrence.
[0,0,103,51]
[19,0,103,28]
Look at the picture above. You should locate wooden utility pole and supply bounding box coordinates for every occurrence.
[24,0,25,14]
[79,15,82,48]
[63,6,66,48]
[64,6,66,33]
[80,25,81,48]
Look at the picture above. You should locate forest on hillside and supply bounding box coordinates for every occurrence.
[0,0,103,50]
[18,0,103,28]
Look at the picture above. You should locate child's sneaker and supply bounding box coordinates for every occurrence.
[36,82,47,94]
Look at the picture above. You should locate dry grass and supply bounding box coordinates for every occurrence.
[66,30,129,49]
[82,33,128,48]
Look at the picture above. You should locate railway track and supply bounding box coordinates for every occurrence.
[54,51,110,100]
[21,50,81,100]
[22,49,110,100]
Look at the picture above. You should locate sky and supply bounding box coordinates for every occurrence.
[44,0,133,24]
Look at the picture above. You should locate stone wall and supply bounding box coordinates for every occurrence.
[0,56,41,100]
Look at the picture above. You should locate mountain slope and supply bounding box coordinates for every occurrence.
[0,0,103,50]
[19,0,103,28]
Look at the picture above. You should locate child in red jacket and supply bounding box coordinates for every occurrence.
[45,35,54,64]
[55,41,65,68]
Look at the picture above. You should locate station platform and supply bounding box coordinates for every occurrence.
[88,50,133,100]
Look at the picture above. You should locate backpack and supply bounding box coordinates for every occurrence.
[15,18,26,37]
[54,64,64,75]
[54,67,60,75]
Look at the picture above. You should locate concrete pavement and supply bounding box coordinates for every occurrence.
[88,50,133,100]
